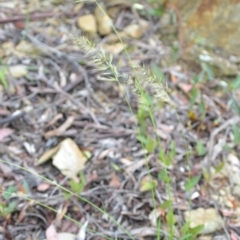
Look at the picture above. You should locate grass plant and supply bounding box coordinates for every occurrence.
[0,1,208,239]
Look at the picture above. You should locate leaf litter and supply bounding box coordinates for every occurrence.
[0,0,240,239]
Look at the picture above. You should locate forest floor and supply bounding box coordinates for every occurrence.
[0,0,240,240]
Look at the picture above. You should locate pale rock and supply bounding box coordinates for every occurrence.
[1,42,15,57]
[159,12,171,27]
[15,40,41,57]
[103,43,126,55]
[105,31,128,44]
[52,138,87,180]
[124,24,143,39]
[95,5,112,36]
[184,208,223,234]
[8,65,28,78]
[107,6,120,18]
[77,14,97,34]
[74,3,84,13]
[139,19,149,30]
[167,0,240,57]
[44,233,76,240]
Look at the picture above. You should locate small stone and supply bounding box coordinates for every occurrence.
[139,19,149,29]
[74,3,84,13]
[105,31,128,44]
[95,5,112,36]
[103,43,126,55]
[159,12,171,27]
[184,208,223,234]
[124,24,143,39]
[8,65,28,78]
[77,14,97,33]
[107,6,120,18]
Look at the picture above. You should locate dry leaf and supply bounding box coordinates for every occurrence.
[37,182,51,192]
[52,138,87,179]
[120,158,132,166]
[23,142,36,154]
[46,224,58,240]
[36,145,60,165]
[230,231,238,240]
[0,128,14,141]
[109,173,121,188]
[159,124,174,133]
[149,208,164,227]
[44,232,76,240]
[76,220,88,240]
[140,176,158,192]
[0,163,12,177]
[178,83,192,93]
[14,21,25,29]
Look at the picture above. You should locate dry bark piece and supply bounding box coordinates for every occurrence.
[36,145,60,166]
[77,14,97,34]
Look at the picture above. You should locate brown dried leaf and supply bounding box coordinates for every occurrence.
[44,233,76,240]
[37,182,51,192]
[109,173,121,188]
[0,128,14,141]
[46,224,58,240]
[36,145,60,166]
